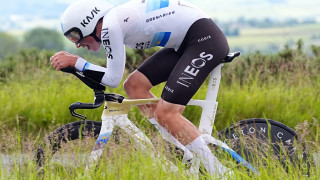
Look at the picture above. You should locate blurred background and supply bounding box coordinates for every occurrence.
[1,0,320,133]
[1,0,319,58]
[0,3,320,174]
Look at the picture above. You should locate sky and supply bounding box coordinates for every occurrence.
[1,0,320,31]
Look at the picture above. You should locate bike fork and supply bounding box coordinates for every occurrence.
[87,114,153,168]
[86,116,116,169]
[87,114,179,171]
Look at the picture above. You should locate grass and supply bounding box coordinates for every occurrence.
[0,75,320,179]
[0,123,318,180]
[0,47,320,179]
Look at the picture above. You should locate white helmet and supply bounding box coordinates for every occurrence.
[61,0,114,45]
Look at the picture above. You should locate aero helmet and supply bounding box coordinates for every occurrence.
[61,0,114,45]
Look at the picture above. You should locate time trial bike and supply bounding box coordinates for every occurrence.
[35,51,309,177]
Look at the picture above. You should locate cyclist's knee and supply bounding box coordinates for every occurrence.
[124,70,152,94]
[123,73,135,92]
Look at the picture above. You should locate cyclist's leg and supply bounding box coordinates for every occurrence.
[124,48,181,118]
[155,99,197,143]
[124,70,156,118]
[155,99,229,176]
[154,18,230,177]
[157,18,229,142]
[123,48,190,152]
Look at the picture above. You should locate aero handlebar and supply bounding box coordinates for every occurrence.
[60,67,106,91]
[60,67,124,120]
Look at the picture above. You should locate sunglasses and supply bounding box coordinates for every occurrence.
[66,31,84,46]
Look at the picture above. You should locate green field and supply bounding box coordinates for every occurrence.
[228,23,320,53]
[0,43,319,179]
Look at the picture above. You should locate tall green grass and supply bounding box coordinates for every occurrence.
[0,45,319,179]
[0,126,318,180]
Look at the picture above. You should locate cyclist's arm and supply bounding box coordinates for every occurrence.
[74,14,125,88]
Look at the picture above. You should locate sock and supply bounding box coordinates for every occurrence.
[148,118,193,162]
[185,136,229,177]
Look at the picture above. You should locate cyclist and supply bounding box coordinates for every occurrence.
[50,0,230,176]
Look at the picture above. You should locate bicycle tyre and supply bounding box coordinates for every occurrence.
[35,120,102,167]
[219,118,310,176]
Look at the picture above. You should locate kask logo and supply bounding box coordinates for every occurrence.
[81,7,101,27]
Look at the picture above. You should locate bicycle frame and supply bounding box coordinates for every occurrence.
[87,62,258,175]
[97,64,223,144]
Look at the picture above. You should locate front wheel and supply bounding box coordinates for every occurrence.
[35,121,102,167]
[219,118,310,176]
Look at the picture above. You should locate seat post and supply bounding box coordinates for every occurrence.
[205,64,223,102]
[197,63,223,134]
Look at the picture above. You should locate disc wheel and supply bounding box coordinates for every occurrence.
[219,118,310,176]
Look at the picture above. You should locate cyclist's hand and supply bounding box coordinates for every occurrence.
[50,51,79,71]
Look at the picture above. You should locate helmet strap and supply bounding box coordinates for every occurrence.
[90,27,101,44]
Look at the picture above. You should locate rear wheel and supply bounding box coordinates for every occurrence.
[219,118,310,176]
